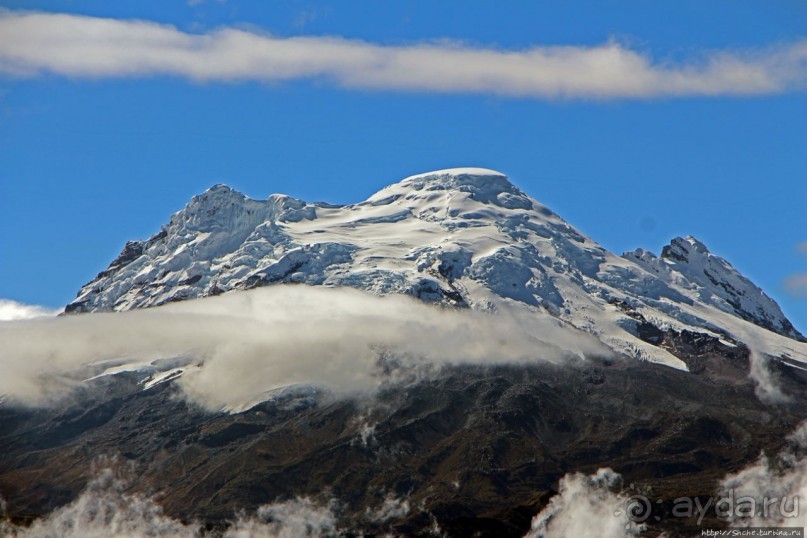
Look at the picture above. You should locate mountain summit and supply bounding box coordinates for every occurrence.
[67,168,805,369]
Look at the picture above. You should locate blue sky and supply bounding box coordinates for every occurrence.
[1,1,806,330]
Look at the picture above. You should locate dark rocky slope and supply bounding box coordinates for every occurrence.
[1,338,805,537]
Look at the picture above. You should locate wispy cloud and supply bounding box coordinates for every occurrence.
[1,11,805,99]
[0,298,61,321]
[784,242,807,299]
[525,468,642,537]
[187,0,227,6]
[784,273,807,298]
[720,420,807,529]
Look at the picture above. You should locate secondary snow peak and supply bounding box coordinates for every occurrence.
[661,235,710,263]
[626,236,805,341]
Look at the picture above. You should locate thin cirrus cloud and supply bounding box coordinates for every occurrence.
[1,11,806,99]
[785,243,807,298]
[785,274,807,298]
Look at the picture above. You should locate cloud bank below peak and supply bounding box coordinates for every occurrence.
[1,11,806,100]
[0,286,608,411]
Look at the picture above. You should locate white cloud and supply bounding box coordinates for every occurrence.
[1,11,805,99]
[225,497,337,538]
[748,348,790,405]
[720,420,807,529]
[0,285,608,410]
[525,468,643,538]
[0,298,61,321]
[365,494,410,524]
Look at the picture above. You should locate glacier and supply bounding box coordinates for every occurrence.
[65,167,807,372]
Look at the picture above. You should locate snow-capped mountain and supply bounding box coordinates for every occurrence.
[6,168,807,538]
[66,168,806,369]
